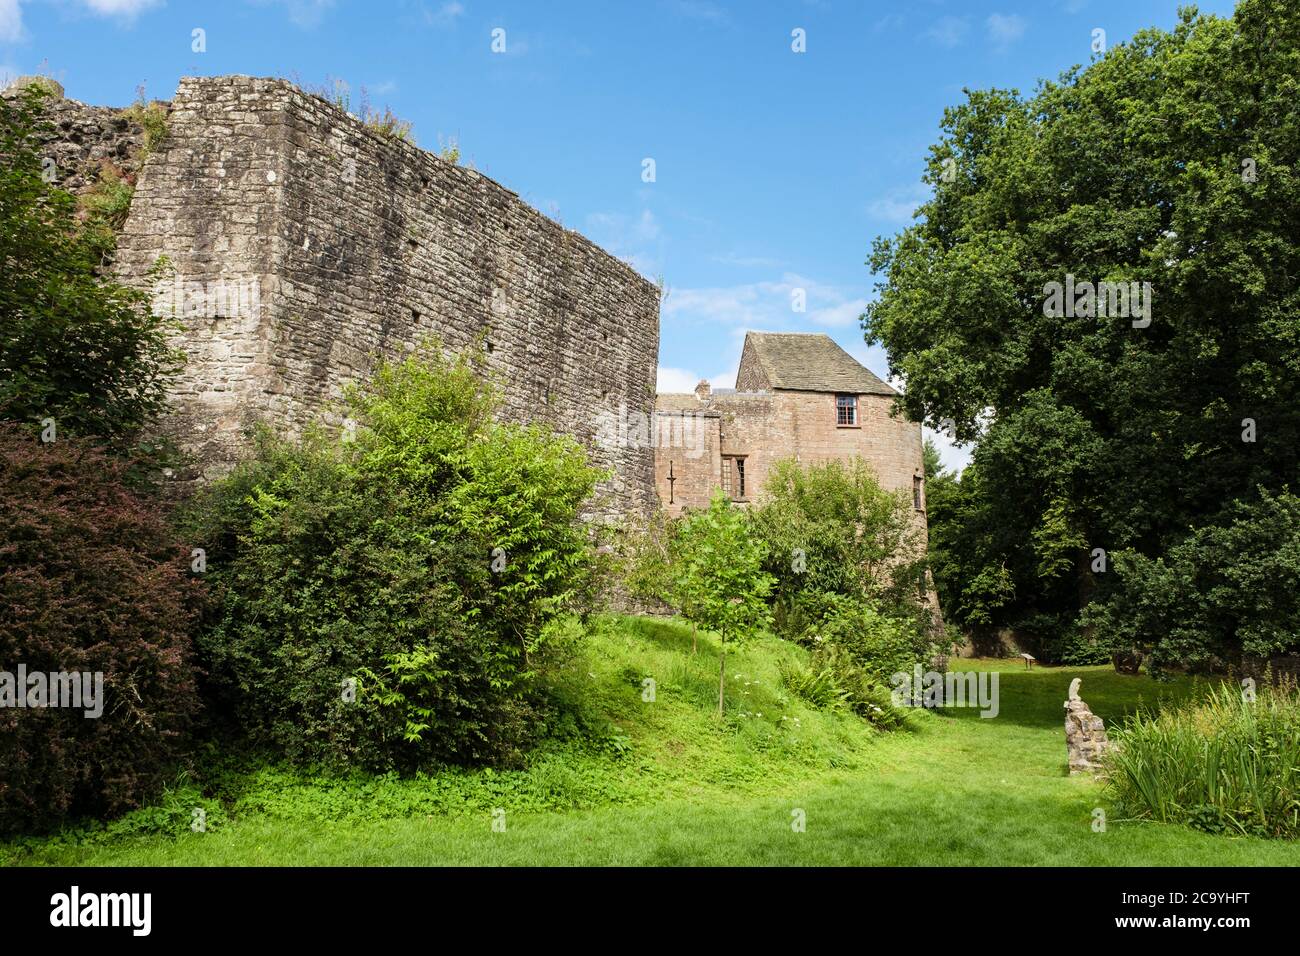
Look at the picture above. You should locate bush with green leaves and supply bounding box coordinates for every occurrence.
[1105,680,1300,839]
[1083,490,1300,676]
[669,491,774,716]
[807,595,933,686]
[749,457,928,638]
[187,343,602,770]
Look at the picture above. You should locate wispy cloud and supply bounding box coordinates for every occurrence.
[657,366,706,392]
[0,0,21,43]
[669,0,728,23]
[80,0,162,15]
[2,0,165,43]
[253,0,335,29]
[585,208,663,275]
[986,13,1027,51]
[424,1,464,26]
[712,252,785,269]
[867,183,930,225]
[873,12,905,33]
[925,15,969,48]
[662,273,868,331]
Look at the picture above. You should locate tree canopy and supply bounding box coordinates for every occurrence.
[864,0,1300,665]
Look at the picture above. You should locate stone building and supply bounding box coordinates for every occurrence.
[7,75,661,523]
[654,331,927,518]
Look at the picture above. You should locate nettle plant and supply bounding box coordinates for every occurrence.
[186,341,602,769]
[670,492,775,717]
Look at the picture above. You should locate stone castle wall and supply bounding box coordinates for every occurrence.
[1,79,152,195]
[109,75,659,520]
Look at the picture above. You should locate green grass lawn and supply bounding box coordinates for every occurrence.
[5,616,1298,866]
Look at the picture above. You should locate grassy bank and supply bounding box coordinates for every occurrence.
[4,616,1297,866]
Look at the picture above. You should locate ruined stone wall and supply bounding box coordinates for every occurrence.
[1,80,151,196]
[113,75,660,520]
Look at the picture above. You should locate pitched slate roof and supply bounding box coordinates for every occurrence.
[655,393,718,414]
[741,332,896,395]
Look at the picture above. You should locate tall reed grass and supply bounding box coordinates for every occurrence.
[1106,678,1300,838]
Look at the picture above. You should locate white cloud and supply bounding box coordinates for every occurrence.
[712,251,784,269]
[924,425,973,475]
[81,0,162,15]
[986,13,1026,51]
[670,1,728,23]
[662,273,868,332]
[254,0,335,29]
[925,15,969,48]
[584,209,663,277]
[656,362,736,394]
[867,183,930,225]
[0,0,22,42]
[424,1,464,26]
[656,367,702,393]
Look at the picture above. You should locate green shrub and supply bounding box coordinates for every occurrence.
[187,342,603,770]
[778,658,849,711]
[808,595,934,686]
[749,457,935,648]
[122,86,168,157]
[1105,680,1300,838]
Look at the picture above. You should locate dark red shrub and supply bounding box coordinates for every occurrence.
[0,424,202,834]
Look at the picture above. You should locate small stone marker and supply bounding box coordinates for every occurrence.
[1064,679,1112,775]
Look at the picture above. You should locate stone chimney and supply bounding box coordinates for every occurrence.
[694,379,711,400]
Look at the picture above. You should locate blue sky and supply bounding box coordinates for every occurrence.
[1,0,1237,470]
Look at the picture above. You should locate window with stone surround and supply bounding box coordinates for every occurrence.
[836,394,858,427]
[721,455,747,500]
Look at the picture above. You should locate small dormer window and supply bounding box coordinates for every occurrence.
[836,394,857,426]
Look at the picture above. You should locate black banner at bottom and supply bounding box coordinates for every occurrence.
[0,865,1281,940]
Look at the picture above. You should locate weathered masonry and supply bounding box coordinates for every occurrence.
[95,75,660,520]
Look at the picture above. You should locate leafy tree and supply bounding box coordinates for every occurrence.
[671,492,774,716]
[0,87,180,448]
[921,437,944,481]
[864,0,1300,662]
